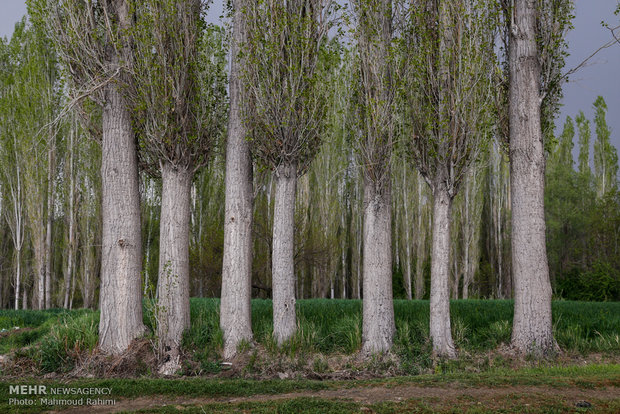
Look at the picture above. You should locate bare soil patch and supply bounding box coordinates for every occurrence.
[50,383,620,414]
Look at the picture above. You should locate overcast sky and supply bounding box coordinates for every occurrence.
[1,0,619,159]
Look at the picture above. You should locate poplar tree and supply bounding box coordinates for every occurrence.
[593,96,618,197]
[398,0,496,357]
[243,0,333,344]
[502,0,572,356]
[31,0,146,354]
[130,0,227,372]
[576,111,591,177]
[352,0,396,354]
[220,0,254,359]
[0,18,61,311]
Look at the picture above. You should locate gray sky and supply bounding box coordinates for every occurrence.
[558,0,620,162]
[2,0,619,159]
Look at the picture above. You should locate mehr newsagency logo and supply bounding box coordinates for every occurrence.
[8,384,115,407]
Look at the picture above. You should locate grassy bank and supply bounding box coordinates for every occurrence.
[0,299,618,375]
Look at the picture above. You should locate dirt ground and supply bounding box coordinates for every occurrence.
[49,383,620,414]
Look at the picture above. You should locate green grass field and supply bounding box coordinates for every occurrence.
[0,299,618,375]
[0,300,618,412]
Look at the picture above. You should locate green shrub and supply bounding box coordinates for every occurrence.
[34,311,99,373]
[558,261,620,301]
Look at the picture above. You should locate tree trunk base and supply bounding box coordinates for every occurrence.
[158,354,182,376]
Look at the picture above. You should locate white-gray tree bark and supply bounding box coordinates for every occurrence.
[98,77,145,354]
[414,174,427,300]
[98,0,145,355]
[220,0,254,360]
[509,0,554,356]
[429,183,457,358]
[361,177,395,354]
[157,163,192,373]
[44,142,55,309]
[64,126,77,309]
[272,162,297,345]
[402,161,413,300]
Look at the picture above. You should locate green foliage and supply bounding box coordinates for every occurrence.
[0,308,71,330]
[575,111,591,176]
[397,0,497,193]
[34,311,98,372]
[188,162,226,297]
[391,265,407,299]
[187,299,619,358]
[557,262,620,302]
[393,317,432,375]
[0,309,97,372]
[243,0,335,172]
[546,103,620,301]
[552,301,620,353]
[0,310,66,354]
[593,96,618,196]
[131,0,228,173]
[1,300,618,377]
[349,0,396,185]
[249,299,363,355]
[537,0,574,145]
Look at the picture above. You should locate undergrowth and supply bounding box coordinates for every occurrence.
[0,299,617,375]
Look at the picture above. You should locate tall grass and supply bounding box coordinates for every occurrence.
[0,309,94,355]
[34,312,99,372]
[1,299,618,373]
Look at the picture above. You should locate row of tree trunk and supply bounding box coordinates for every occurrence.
[6,0,556,361]
[219,0,555,358]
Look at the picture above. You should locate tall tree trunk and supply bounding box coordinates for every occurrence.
[341,209,347,299]
[429,183,456,358]
[462,177,471,299]
[157,163,192,373]
[34,238,45,310]
[403,162,412,300]
[496,192,503,298]
[14,249,21,310]
[81,236,93,309]
[451,240,459,300]
[98,80,145,354]
[415,174,425,300]
[45,142,55,309]
[361,176,394,354]
[220,0,254,360]
[69,268,76,309]
[272,162,297,345]
[355,176,362,300]
[63,245,73,309]
[98,0,145,354]
[64,128,76,309]
[509,0,554,356]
